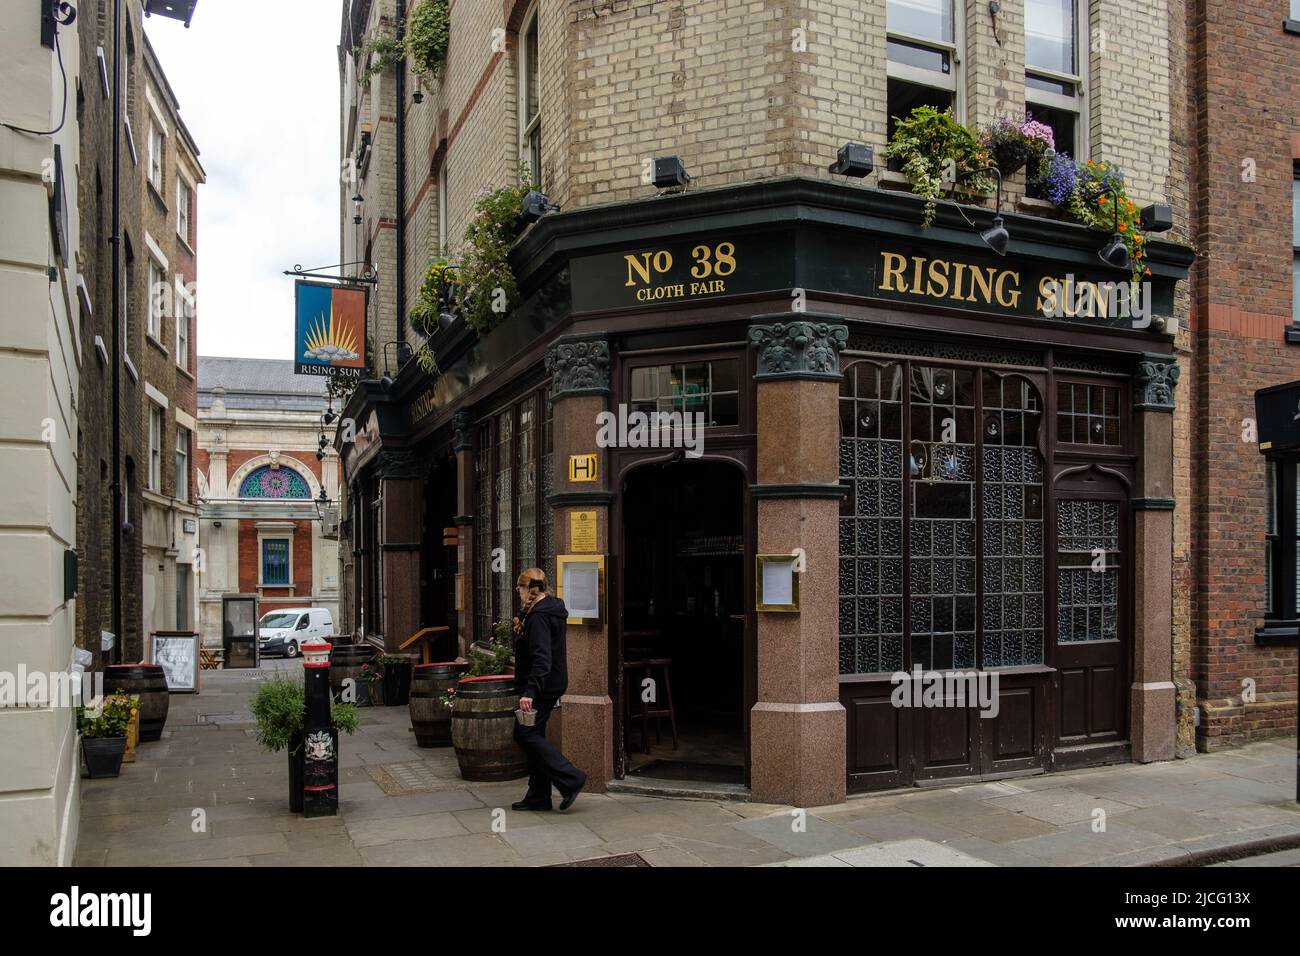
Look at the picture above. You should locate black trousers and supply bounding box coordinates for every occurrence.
[514,694,586,802]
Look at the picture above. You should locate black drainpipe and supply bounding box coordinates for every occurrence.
[395,0,407,348]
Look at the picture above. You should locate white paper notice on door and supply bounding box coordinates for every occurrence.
[565,563,601,620]
[761,557,796,607]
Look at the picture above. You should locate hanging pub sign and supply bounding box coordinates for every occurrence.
[1254,381,1300,452]
[294,280,368,378]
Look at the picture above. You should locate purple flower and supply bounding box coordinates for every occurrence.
[1019,116,1055,151]
[1039,151,1079,206]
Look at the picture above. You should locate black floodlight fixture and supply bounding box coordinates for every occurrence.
[954,165,1009,256]
[829,142,874,178]
[1083,185,1130,270]
[1139,203,1174,233]
[144,0,197,27]
[652,156,690,190]
[413,90,424,104]
[981,216,1010,257]
[519,190,560,225]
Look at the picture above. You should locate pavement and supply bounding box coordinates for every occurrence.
[73,662,1300,867]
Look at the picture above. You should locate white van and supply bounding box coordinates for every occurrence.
[258,608,334,658]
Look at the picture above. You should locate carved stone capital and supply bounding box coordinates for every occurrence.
[748,316,849,381]
[545,333,611,399]
[452,409,474,452]
[1135,353,1180,412]
[377,449,420,480]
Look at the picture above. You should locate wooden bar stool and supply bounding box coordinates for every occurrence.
[622,659,648,750]
[630,658,677,753]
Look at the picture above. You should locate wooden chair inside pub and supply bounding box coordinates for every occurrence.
[399,626,458,664]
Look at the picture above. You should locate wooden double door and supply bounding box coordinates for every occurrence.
[837,358,1133,791]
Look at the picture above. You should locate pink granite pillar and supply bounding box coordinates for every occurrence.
[1131,354,1179,762]
[543,334,614,791]
[747,318,849,807]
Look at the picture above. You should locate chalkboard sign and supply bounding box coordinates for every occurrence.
[151,631,199,693]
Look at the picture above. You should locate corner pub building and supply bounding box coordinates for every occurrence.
[337,175,1191,806]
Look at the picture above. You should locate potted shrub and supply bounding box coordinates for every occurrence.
[373,653,415,707]
[78,692,137,779]
[885,106,994,227]
[979,114,1054,177]
[250,673,360,812]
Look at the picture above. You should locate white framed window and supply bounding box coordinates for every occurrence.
[176,177,191,243]
[886,0,961,142]
[148,403,164,492]
[438,162,448,253]
[147,120,164,191]
[175,277,192,372]
[175,426,190,503]
[518,3,541,185]
[1025,0,1087,159]
[1292,0,1300,22]
[147,257,165,339]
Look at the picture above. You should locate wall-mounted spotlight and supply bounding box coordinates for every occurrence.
[519,190,561,225]
[144,1,198,27]
[1084,185,1129,270]
[1139,203,1173,233]
[652,156,690,190]
[829,143,874,178]
[352,192,364,226]
[954,165,1009,256]
[413,90,424,105]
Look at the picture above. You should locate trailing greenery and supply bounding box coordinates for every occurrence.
[457,166,536,335]
[78,692,137,739]
[406,0,450,80]
[1028,154,1150,281]
[355,30,404,83]
[408,257,457,376]
[885,106,995,227]
[249,673,359,753]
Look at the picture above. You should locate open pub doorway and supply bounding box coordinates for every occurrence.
[620,459,746,786]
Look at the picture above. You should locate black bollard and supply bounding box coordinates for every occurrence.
[301,639,338,817]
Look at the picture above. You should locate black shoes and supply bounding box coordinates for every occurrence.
[559,775,587,811]
[511,799,553,812]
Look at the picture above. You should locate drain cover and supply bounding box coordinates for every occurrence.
[366,761,460,795]
[552,853,651,868]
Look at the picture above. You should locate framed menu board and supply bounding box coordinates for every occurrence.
[150,631,200,692]
[555,554,605,626]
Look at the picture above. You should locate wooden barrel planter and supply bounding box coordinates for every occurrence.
[410,662,469,748]
[450,675,528,781]
[103,665,169,742]
[329,644,375,704]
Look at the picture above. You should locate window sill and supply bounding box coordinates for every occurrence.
[1285,19,1300,35]
[176,233,195,256]
[1285,325,1300,345]
[147,333,169,358]
[124,351,139,383]
[147,179,167,210]
[176,361,194,380]
[1255,622,1300,645]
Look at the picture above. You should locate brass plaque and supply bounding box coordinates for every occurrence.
[570,511,597,553]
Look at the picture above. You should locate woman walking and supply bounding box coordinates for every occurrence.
[511,568,587,811]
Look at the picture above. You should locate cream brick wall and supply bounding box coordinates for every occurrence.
[342,1,1180,262]
[0,0,83,866]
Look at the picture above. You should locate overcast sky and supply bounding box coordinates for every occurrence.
[145,1,343,361]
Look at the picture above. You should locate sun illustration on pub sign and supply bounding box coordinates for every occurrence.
[303,303,361,364]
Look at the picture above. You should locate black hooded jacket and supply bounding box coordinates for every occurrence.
[515,594,569,701]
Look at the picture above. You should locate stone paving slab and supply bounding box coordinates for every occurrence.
[72,664,1300,867]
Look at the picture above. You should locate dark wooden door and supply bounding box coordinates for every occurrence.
[1051,469,1131,766]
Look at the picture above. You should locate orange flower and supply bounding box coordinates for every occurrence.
[1144,268,1152,276]
[1098,195,1107,204]
[1118,224,1127,231]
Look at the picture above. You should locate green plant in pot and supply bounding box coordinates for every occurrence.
[78,692,138,779]
[408,256,458,377]
[354,29,404,84]
[250,673,360,812]
[885,106,995,227]
[468,620,515,677]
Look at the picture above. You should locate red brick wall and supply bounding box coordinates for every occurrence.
[237,519,315,597]
[1187,2,1299,747]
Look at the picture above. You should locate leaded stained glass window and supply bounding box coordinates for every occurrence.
[838,362,1047,674]
[1056,499,1120,642]
[239,465,310,499]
